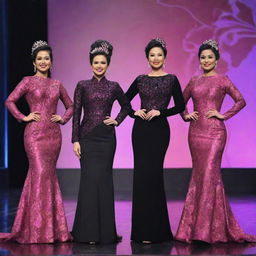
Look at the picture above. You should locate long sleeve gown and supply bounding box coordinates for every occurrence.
[175,74,256,243]
[71,76,131,244]
[1,76,73,243]
[125,74,185,243]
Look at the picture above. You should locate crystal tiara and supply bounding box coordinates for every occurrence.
[90,42,109,55]
[155,38,166,48]
[202,39,219,51]
[31,40,48,55]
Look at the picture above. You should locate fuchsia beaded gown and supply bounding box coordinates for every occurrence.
[1,76,73,243]
[175,74,256,244]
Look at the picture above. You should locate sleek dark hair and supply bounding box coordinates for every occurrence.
[145,39,167,58]
[89,40,113,65]
[31,45,53,62]
[198,44,220,60]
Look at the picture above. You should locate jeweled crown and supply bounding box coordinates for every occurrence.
[90,42,109,55]
[155,38,166,49]
[31,40,48,55]
[202,39,219,51]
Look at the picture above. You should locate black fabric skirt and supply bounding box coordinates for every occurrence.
[131,117,173,242]
[72,123,118,244]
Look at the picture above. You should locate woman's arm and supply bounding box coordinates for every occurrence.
[71,81,83,143]
[160,76,185,117]
[125,77,139,118]
[223,76,246,120]
[114,83,132,126]
[5,77,30,122]
[59,83,74,124]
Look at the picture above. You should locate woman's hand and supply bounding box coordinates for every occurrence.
[206,109,224,120]
[134,109,147,120]
[146,109,160,121]
[184,111,199,121]
[51,114,64,124]
[22,112,40,122]
[103,116,118,126]
[73,142,81,159]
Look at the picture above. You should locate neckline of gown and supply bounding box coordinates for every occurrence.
[200,73,220,78]
[146,74,170,78]
[32,75,51,80]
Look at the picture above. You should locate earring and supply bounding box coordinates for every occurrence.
[215,61,218,68]
[163,63,166,68]
[50,66,52,71]
[34,65,36,73]
[148,62,151,68]
[199,64,202,70]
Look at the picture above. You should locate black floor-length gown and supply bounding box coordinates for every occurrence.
[125,74,185,242]
[72,77,131,244]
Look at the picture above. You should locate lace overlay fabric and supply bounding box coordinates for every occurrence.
[2,76,73,243]
[72,76,131,142]
[125,74,185,117]
[125,74,184,242]
[175,74,256,243]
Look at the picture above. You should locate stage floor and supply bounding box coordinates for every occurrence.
[0,190,256,255]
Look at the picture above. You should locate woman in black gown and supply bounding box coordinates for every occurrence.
[125,38,185,243]
[71,40,131,244]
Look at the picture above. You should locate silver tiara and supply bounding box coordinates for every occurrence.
[202,39,219,51]
[31,40,48,55]
[155,38,166,48]
[90,42,109,55]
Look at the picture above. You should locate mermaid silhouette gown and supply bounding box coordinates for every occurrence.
[1,76,73,243]
[175,74,256,243]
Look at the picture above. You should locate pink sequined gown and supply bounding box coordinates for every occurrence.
[175,74,256,243]
[1,76,73,243]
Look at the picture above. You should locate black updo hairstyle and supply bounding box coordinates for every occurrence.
[31,41,53,77]
[145,38,167,58]
[89,40,113,65]
[198,41,220,60]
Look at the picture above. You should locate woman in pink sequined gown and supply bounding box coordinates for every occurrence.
[0,41,73,243]
[175,40,256,244]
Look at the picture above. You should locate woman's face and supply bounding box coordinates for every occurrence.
[148,47,165,70]
[199,49,217,72]
[33,50,52,74]
[92,55,108,78]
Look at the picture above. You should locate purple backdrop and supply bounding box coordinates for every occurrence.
[48,0,256,168]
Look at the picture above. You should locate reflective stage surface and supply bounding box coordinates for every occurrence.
[0,190,256,255]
